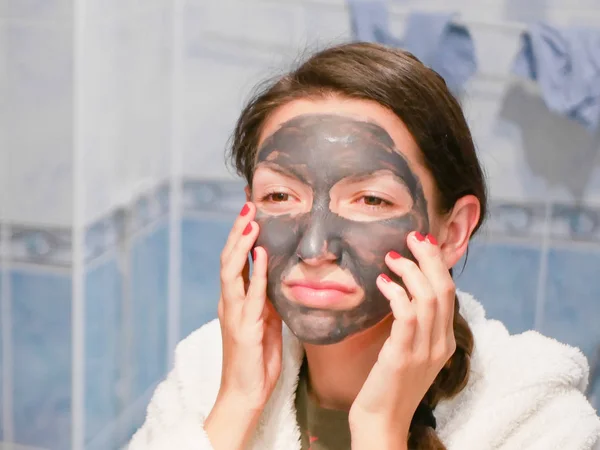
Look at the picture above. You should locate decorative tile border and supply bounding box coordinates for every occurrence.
[179,181,600,245]
[182,179,246,216]
[550,203,600,243]
[84,210,127,263]
[85,182,170,263]
[3,182,600,268]
[483,201,550,242]
[130,183,170,233]
[0,182,171,268]
[6,225,72,268]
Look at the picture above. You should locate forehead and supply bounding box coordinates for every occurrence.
[257,97,423,170]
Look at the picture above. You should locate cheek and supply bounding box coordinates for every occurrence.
[343,222,413,266]
[255,215,302,269]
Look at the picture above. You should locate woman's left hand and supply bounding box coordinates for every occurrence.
[348,231,457,449]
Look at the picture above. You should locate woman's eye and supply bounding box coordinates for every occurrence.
[268,192,289,202]
[363,195,383,206]
[360,195,390,207]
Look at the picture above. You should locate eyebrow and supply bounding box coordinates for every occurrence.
[255,162,309,185]
[338,170,410,188]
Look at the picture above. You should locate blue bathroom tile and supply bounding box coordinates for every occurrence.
[12,269,71,449]
[454,241,541,334]
[180,217,233,339]
[85,257,123,446]
[540,248,600,363]
[110,390,152,450]
[131,223,169,400]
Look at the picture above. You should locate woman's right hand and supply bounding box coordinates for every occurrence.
[205,202,283,450]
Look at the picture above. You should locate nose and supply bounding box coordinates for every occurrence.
[296,219,342,266]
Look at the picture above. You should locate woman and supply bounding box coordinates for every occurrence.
[129,43,600,450]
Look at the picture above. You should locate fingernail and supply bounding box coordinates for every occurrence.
[243,222,253,235]
[251,249,256,261]
[240,203,250,216]
[427,234,438,245]
[414,231,425,242]
[388,250,402,259]
[380,273,391,283]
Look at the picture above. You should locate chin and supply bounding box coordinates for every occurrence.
[270,290,392,346]
[274,302,374,345]
[289,315,353,345]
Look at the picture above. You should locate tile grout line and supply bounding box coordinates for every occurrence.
[533,197,553,332]
[1,216,14,445]
[167,0,184,370]
[117,208,133,445]
[0,11,14,438]
[71,0,86,448]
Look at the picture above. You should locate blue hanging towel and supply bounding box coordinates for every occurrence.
[513,22,600,132]
[347,0,390,43]
[346,0,477,92]
[402,12,477,92]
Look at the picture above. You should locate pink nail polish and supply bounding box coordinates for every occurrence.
[414,231,425,242]
[242,222,253,235]
[388,251,402,259]
[380,273,391,283]
[251,249,256,261]
[240,203,250,216]
[427,234,438,245]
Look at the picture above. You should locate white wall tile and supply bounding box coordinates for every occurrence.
[1,0,72,21]
[185,1,305,50]
[0,21,7,213]
[80,18,124,225]
[303,2,352,45]
[84,0,170,22]
[84,0,138,22]
[4,23,74,227]
[117,8,172,194]
[81,7,173,224]
[180,53,270,180]
[180,1,299,180]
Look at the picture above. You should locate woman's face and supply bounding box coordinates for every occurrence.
[251,97,443,345]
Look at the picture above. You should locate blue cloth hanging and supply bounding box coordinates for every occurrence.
[513,22,600,132]
[348,0,390,43]
[403,12,477,92]
[346,0,478,92]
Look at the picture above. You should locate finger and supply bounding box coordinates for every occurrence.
[384,249,436,352]
[376,274,417,353]
[220,220,259,308]
[406,232,456,336]
[220,202,255,263]
[243,246,268,321]
[263,302,283,366]
[242,257,250,291]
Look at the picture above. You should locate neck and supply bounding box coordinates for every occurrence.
[302,315,393,411]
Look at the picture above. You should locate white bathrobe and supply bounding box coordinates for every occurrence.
[128,292,600,449]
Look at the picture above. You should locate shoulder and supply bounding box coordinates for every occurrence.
[437,291,600,449]
[457,290,590,393]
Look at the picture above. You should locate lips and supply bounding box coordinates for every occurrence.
[283,278,359,309]
[285,279,357,293]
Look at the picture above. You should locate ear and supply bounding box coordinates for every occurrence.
[438,195,481,268]
[245,185,251,202]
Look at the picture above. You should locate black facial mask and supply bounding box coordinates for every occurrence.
[253,114,429,345]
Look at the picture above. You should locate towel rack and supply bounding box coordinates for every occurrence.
[258,0,528,34]
[192,29,542,92]
[193,1,539,87]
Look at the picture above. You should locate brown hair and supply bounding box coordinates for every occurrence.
[228,42,487,449]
